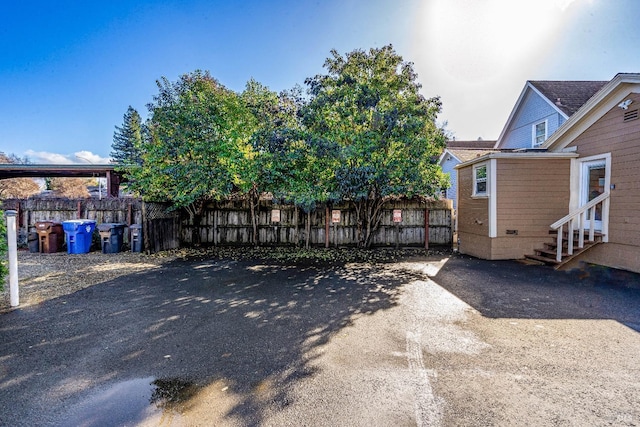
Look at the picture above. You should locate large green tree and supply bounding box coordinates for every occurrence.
[127,71,256,236]
[241,82,333,247]
[111,106,144,166]
[303,45,448,247]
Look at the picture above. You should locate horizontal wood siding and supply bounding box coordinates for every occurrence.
[456,165,492,257]
[568,92,640,248]
[496,158,571,239]
[563,242,640,274]
[493,158,570,259]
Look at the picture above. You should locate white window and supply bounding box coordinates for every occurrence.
[532,120,547,147]
[473,163,488,197]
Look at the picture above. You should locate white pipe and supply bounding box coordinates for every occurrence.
[5,210,19,307]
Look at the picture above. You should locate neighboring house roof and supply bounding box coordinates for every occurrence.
[454,72,640,164]
[494,80,607,148]
[529,80,607,117]
[544,73,640,151]
[446,140,497,150]
[439,148,498,165]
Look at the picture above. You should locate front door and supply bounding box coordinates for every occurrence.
[580,159,606,231]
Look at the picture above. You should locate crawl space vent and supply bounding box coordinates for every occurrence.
[623,109,639,122]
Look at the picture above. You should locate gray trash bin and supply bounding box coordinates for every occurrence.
[130,224,143,253]
[97,223,126,254]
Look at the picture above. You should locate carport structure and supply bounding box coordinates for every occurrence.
[0,163,124,197]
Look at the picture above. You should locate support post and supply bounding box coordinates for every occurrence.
[5,210,19,307]
[325,206,330,248]
[424,208,430,250]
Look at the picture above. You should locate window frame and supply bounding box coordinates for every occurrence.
[472,163,488,197]
[532,119,548,147]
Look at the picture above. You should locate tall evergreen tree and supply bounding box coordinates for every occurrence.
[111,106,143,165]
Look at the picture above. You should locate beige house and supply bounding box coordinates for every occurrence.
[456,73,640,273]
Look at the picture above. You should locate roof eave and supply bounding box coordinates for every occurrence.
[454,151,579,169]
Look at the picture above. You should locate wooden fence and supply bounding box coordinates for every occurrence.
[2,198,143,245]
[3,197,453,252]
[176,198,453,248]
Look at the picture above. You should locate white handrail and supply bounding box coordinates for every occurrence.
[550,192,609,262]
[550,192,609,230]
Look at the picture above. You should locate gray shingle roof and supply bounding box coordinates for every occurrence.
[529,80,608,116]
[447,149,497,163]
[446,140,497,149]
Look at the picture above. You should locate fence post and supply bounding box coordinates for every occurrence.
[5,210,19,307]
[325,206,330,248]
[424,208,429,250]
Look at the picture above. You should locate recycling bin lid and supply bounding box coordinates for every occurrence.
[62,219,97,232]
[129,224,142,229]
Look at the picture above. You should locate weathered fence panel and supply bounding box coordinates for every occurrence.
[3,197,452,252]
[142,202,180,253]
[178,199,452,249]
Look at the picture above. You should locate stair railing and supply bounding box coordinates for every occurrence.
[549,192,609,262]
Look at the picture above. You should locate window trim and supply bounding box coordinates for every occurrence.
[532,119,548,147]
[472,163,488,197]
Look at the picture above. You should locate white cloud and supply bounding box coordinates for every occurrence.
[73,150,112,164]
[24,150,111,164]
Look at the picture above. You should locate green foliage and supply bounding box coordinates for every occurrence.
[241,81,332,213]
[120,46,449,249]
[127,71,257,218]
[303,45,449,247]
[111,106,144,166]
[0,217,7,291]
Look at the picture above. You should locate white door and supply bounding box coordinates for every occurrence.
[580,159,606,231]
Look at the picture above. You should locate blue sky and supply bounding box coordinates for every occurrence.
[1,0,639,164]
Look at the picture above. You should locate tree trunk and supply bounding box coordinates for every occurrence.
[249,194,259,247]
[305,210,311,249]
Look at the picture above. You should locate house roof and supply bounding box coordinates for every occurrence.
[544,73,640,151]
[439,148,498,165]
[529,80,607,117]
[494,79,607,148]
[446,140,497,150]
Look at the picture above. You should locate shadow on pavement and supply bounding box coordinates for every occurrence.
[0,257,424,426]
[432,255,640,333]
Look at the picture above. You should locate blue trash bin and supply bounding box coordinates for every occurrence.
[62,220,97,254]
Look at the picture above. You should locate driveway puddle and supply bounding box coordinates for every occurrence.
[59,377,198,426]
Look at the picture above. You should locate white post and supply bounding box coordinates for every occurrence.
[556,224,563,263]
[5,210,19,307]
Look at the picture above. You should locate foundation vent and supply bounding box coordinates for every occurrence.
[623,109,638,122]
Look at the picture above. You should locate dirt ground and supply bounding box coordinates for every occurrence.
[1,249,639,426]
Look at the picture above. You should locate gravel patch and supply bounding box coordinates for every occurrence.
[1,247,451,313]
[0,251,176,312]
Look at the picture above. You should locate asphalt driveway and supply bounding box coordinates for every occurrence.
[0,254,639,426]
